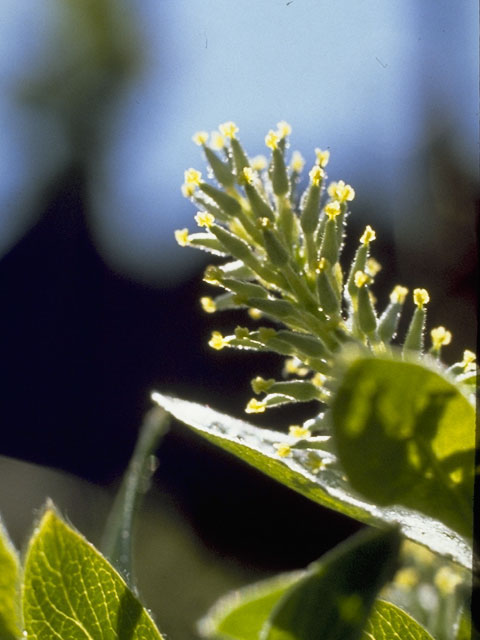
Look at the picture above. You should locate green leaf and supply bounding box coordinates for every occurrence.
[362,600,435,640]
[261,527,401,640]
[22,506,165,639]
[331,352,475,539]
[199,571,304,640]
[102,407,170,590]
[152,392,472,569]
[0,517,21,640]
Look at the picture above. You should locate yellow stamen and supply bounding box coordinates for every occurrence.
[328,180,355,202]
[245,398,267,414]
[390,285,408,304]
[360,225,376,245]
[194,212,215,228]
[192,131,208,145]
[309,165,325,187]
[219,121,238,139]
[200,297,216,313]
[413,288,430,309]
[315,148,330,168]
[276,121,292,138]
[273,442,292,457]
[324,200,341,220]
[174,228,190,247]
[208,331,227,350]
[289,425,311,439]
[242,167,255,184]
[184,168,202,186]
[210,131,226,150]
[265,129,280,150]
[430,326,452,350]
[354,270,370,288]
[250,155,267,171]
[290,151,305,173]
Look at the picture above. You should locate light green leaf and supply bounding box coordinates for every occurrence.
[152,392,472,569]
[331,353,475,539]
[22,506,165,639]
[102,407,170,590]
[199,571,303,640]
[0,517,21,640]
[261,527,401,640]
[362,600,435,640]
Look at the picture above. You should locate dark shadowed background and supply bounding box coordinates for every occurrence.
[0,2,477,638]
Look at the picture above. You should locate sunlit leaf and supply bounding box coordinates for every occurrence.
[331,353,475,539]
[362,600,435,639]
[0,517,21,640]
[199,571,303,639]
[152,392,472,569]
[22,506,165,639]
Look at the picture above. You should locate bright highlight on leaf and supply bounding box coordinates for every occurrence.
[22,507,165,640]
[0,519,21,640]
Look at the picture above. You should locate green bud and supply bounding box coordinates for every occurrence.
[378,302,403,343]
[210,224,252,261]
[346,243,368,299]
[230,138,250,176]
[187,233,227,256]
[356,286,377,335]
[244,182,275,220]
[300,183,321,234]
[222,279,268,299]
[247,297,298,320]
[251,376,275,394]
[199,183,241,216]
[319,219,339,265]
[270,148,289,196]
[276,330,330,359]
[203,146,235,187]
[403,307,426,355]
[262,228,290,267]
[316,266,341,317]
[266,380,322,402]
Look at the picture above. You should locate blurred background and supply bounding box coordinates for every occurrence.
[0,1,477,637]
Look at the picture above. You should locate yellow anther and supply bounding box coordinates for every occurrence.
[219,121,238,139]
[273,442,292,457]
[360,225,376,245]
[284,358,309,377]
[366,257,382,277]
[245,398,267,414]
[194,211,215,228]
[328,180,355,202]
[430,326,452,350]
[311,372,326,387]
[434,566,463,595]
[248,308,263,320]
[184,168,202,186]
[210,131,226,150]
[200,297,216,313]
[192,131,209,145]
[276,121,292,138]
[242,167,255,184]
[174,228,190,247]
[324,200,342,220]
[461,349,476,371]
[394,567,420,589]
[413,288,430,309]
[181,183,197,197]
[258,217,273,229]
[354,270,370,288]
[309,165,325,187]
[265,129,280,150]
[289,425,311,439]
[208,331,227,350]
[390,285,408,304]
[250,155,267,171]
[290,151,305,173]
[315,148,330,168]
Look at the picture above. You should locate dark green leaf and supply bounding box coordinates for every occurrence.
[331,353,475,539]
[261,527,401,640]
